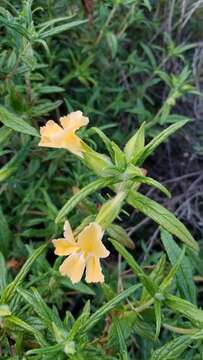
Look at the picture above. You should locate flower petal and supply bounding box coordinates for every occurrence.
[62,133,84,157]
[59,253,86,283]
[39,120,64,148]
[60,111,89,132]
[78,222,110,258]
[85,256,104,283]
[52,239,79,256]
[63,220,75,242]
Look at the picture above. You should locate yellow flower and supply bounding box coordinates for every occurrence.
[38,111,89,157]
[52,221,109,284]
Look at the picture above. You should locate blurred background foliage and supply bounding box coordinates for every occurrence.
[0,0,203,359]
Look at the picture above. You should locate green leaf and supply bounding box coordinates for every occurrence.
[18,287,57,331]
[83,145,113,177]
[0,16,30,39]
[112,318,129,360]
[0,106,39,137]
[0,142,30,182]
[154,300,161,338]
[163,114,192,124]
[111,141,126,170]
[106,32,118,59]
[90,127,114,158]
[68,301,90,340]
[40,19,87,38]
[124,122,145,162]
[37,15,75,31]
[150,334,193,360]
[110,239,157,295]
[0,126,13,146]
[141,43,156,69]
[134,120,189,165]
[96,192,126,229]
[0,304,11,316]
[109,312,156,346]
[127,191,198,251]
[160,246,185,291]
[132,175,171,198]
[107,224,135,249]
[26,343,63,356]
[165,294,203,325]
[1,243,47,303]
[60,277,95,296]
[55,178,113,224]
[82,283,141,332]
[0,253,7,292]
[141,255,166,302]
[29,100,62,117]
[37,86,64,94]
[0,206,11,256]
[161,230,197,304]
[5,315,46,346]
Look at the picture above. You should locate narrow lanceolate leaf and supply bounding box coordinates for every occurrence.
[124,122,145,162]
[68,301,90,340]
[5,315,46,346]
[150,334,193,360]
[18,287,56,331]
[111,141,126,170]
[0,253,7,291]
[165,294,203,325]
[154,300,162,338]
[0,126,12,146]
[0,16,30,39]
[40,19,87,38]
[26,343,63,356]
[1,244,47,303]
[90,127,114,159]
[0,105,39,137]
[107,224,135,249]
[110,239,157,295]
[160,246,185,291]
[82,284,141,332]
[55,178,113,223]
[141,255,166,302]
[127,190,198,251]
[133,120,189,165]
[161,230,197,304]
[132,176,171,198]
[0,142,30,182]
[0,206,11,256]
[113,318,129,360]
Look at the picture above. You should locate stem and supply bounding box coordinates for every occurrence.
[163,323,198,335]
[125,298,154,313]
[95,4,119,46]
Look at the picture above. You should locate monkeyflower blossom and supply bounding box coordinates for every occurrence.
[39,111,89,157]
[52,221,109,284]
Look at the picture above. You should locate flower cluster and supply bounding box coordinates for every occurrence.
[39,111,111,284]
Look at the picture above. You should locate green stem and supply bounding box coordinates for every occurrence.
[95,4,119,46]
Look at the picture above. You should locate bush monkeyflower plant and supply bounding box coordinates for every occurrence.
[38,110,198,285]
[1,109,202,360]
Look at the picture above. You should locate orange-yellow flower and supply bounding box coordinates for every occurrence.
[38,111,89,157]
[52,221,109,284]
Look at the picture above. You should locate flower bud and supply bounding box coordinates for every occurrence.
[96,191,126,229]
